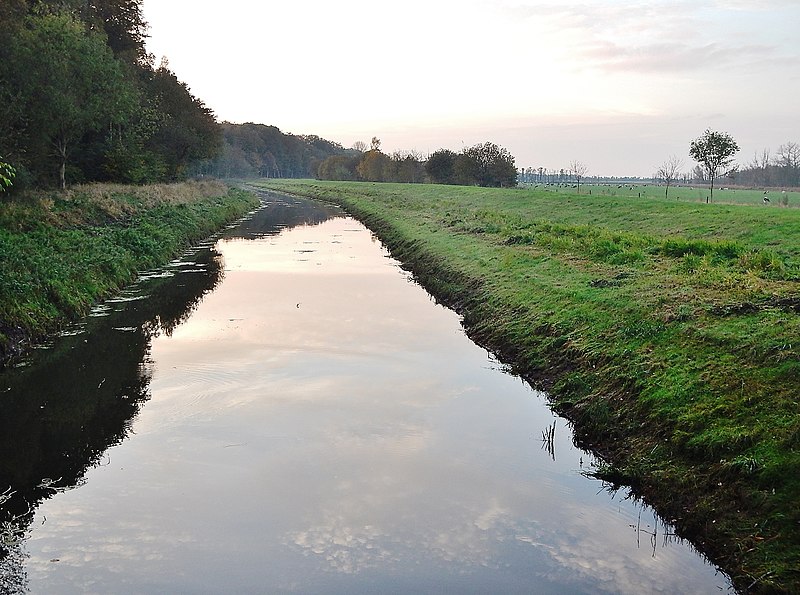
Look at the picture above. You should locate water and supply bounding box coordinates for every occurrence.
[0,192,731,593]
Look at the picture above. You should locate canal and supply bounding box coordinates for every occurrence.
[0,192,731,593]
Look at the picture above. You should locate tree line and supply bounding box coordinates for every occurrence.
[197,122,352,180]
[735,142,800,188]
[0,0,220,191]
[317,138,518,187]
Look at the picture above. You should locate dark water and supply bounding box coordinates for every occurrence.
[0,192,732,594]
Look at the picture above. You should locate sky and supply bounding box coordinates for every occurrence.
[141,0,800,177]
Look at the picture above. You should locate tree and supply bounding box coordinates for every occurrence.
[143,61,221,180]
[568,160,588,193]
[317,154,359,181]
[656,155,684,199]
[0,159,15,192]
[746,148,772,187]
[9,12,137,189]
[775,142,800,187]
[425,149,457,184]
[352,141,367,153]
[356,149,392,182]
[689,129,739,204]
[462,142,517,187]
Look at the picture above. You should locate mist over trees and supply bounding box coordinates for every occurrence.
[198,123,351,179]
[0,0,221,190]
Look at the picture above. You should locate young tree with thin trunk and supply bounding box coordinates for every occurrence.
[656,155,684,199]
[568,160,588,193]
[689,129,739,204]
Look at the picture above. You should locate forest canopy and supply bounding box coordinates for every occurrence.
[0,0,221,190]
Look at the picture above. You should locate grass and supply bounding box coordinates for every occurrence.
[0,180,259,362]
[539,182,799,207]
[253,178,800,593]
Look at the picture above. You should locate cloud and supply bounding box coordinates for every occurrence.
[578,40,782,74]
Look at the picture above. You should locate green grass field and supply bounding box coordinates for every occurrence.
[536,182,800,206]
[254,178,800,593]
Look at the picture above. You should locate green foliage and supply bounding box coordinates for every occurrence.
[0,1,223,190]
[0,181,258,360]
[689,129,739,203]
[460,142,518,187]
[425,149,458,184]
[5,12,137,189]
[206,123,348,179]
[0,160,15,192]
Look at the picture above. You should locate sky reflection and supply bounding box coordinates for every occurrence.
[18,197,731,594]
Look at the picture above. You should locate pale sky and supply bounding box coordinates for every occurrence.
[142,0,800,177]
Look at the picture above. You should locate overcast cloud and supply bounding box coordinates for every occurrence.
[142,0,800,176]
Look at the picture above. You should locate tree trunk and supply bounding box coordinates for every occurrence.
[55,137,68,190]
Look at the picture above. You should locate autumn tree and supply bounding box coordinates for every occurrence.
[356,149,392,182]
[689,129,739,203]
[656,155,684,199]
[317,155,360,181]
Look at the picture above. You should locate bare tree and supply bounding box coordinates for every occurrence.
[352,141,367,153]
[656,155,684,199]
[747,148,772,187]
[568,160,588,193]
[776,141,800,187]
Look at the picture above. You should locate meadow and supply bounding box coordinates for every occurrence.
[539,182,800,206]
[255,178,800,593]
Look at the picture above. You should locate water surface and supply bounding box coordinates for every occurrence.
[0,192,731,593]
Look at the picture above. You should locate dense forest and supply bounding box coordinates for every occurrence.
[198,122,354,180]
[0,0,220,190]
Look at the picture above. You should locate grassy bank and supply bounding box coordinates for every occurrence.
[254,179,800,593]
[0,180,259,364]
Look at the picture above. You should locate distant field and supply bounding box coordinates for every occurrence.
[532,183,800,206]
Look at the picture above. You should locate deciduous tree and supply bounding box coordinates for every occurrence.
[656,155,684,199]
[425,149,457,184]
[568,160,588,193]
[462,142,517,187]
[689,129,739,204]
[9,12,137,189]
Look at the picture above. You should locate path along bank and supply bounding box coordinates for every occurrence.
[0,180,259,364]
[254,178,800,594]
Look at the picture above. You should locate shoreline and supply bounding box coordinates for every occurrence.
[0,181,260,367]
[253,178,800,594]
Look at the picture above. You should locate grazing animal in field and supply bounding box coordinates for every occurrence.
[763,195,770,204]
